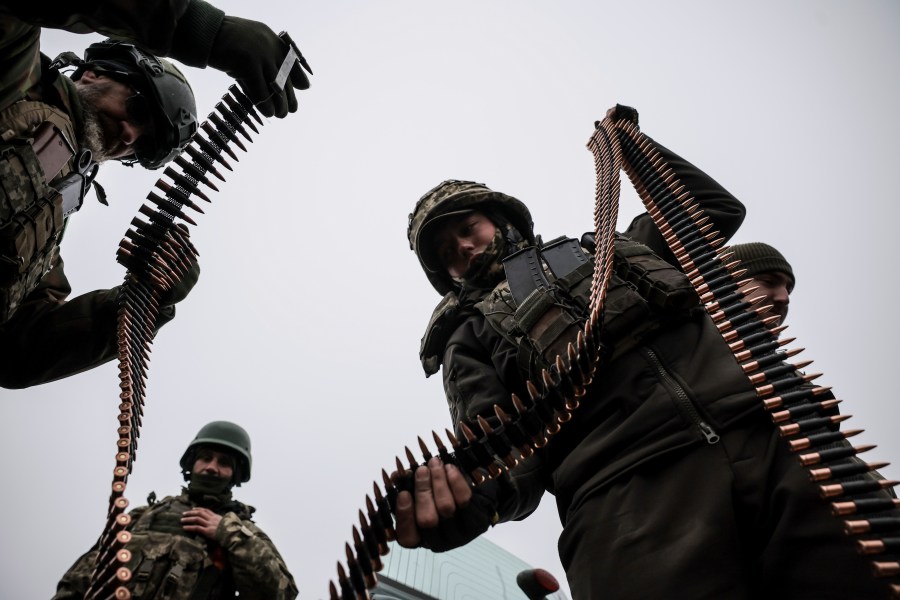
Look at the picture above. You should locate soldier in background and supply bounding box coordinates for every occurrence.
[731,241,794,326]
[53,421,298,599]
[0,1,312,388]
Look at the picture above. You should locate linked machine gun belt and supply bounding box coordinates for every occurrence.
[83,34,309,600]
[320,111,900,599]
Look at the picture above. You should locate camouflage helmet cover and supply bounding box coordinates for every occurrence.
[179,421,252,485]
[408,180,535,295]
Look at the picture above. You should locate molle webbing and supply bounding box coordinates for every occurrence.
[83,84,270,600]
[490,235,696,382]
[477,241,582,384]
[117,498,224,600]
[0,139,63,319]
[0,102,79,323]
[321,111,900,599]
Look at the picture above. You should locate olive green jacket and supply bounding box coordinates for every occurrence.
[430,141,756,526]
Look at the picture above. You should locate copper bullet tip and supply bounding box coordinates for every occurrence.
[857,540,886,555]
[459,421,477,442]
[477,414,494,435]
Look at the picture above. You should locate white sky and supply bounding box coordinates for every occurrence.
[2,2,899,599]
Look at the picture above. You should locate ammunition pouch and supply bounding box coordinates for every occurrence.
[477,235,698,382]
[127,532,212,600]
[0,121,95,323]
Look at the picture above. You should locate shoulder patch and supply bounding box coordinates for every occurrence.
[420,291,460,376]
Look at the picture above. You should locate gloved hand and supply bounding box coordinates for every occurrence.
[160,257,200,306]
[158,230,200,307]
[208,16,312,118]
[395,458,499,553]
[605,103,639,126]
[416,483,498,552]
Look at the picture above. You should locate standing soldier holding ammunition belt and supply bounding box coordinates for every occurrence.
[0,1,312,388]
[53,421,298,599]
[396,106,899,599]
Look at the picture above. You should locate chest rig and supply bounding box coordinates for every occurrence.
[0,61,98,323]
[476,234,699,383]
[121,495,246,600]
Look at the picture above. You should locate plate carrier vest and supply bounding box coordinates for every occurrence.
[420,234,700,383]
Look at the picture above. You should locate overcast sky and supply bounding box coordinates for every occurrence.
[2,2,899,599]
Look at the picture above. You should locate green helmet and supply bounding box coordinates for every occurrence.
[75,39,198,169]
[408,180,535,295]
[179,421,252,485]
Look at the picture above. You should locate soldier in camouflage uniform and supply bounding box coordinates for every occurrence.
[0,1,311,388]
[395,107,896,599]
[53,421,298,600]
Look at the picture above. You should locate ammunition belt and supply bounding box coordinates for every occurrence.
[611,118,898,595]
[0,137,63,322]
[322,112,900,599]
[81,34,311,599]
[82,83,268,600]
[320,114,629,599]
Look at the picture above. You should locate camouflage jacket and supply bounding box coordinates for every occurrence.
[52,491,298,600]
[0,1,220,388]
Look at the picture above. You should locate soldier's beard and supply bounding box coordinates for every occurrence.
[76,87,111,164]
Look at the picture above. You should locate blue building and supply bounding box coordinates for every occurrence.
[372,538,569,600]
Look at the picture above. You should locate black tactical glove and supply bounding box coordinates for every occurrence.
[208,16,311,118]
[160,257,200,307]
[416,480,499,553]
[607,103,639,126]
[158,229,200,307]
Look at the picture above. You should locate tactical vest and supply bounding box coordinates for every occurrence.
[420,235,699,383]
[122,495,241,600]
[0,77,96,323]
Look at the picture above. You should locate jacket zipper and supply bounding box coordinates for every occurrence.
[643,347,720,444]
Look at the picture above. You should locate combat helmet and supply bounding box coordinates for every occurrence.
[179,421,252,485]
[71,39,198,169]
[408,180,535,295]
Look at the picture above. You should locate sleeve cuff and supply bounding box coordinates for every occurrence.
[169,0,226,68]
[216,512,255,547]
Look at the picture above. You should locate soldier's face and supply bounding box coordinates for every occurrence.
[74,70,149,161]
[192,447,235,482]
[738,271,792,325]
[433,211,498,278]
